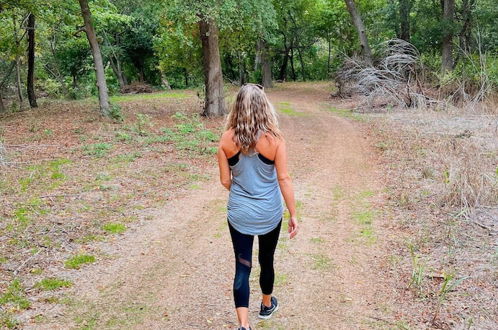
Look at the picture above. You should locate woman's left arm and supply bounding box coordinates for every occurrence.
[217,139,231,190]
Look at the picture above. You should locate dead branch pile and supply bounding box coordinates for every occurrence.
[336,39,434,110]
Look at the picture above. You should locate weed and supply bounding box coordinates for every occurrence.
[64,254,96,269]
[110,91,188,102]
[134,113,151,136]
[112,152,141,163]
[310,237,325,244]
[34,278,73,291]
[109,104,124,122]
[438,272,467,301]
[83,143,113,158]
[102,222,127,234]
[115,131,133,142]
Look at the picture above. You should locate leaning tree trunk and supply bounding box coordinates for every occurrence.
[199,18,226,117]
[260,40,273,88]
[441,0,455,72]
[27,13,38,108]
[78,0,110,116]
[399,0,412,41]
[344,0,373,65]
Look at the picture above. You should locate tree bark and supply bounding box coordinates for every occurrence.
[327,32,332,76]
[441,0,455,72]
[238,53,246,85]
[78,0,110,116]
[344,0,373,65]
[296,45,306,81]
[278,48,289,81]
[199,18,226,117]
[109,57,126,90]
[290,39,296,81]
[260,40,273,88]
[13,16,24,108]
[0,89,5,113]
[399,0,412,41]
[26,13,38,108]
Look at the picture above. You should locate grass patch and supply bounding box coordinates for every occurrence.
[276,102,307,116]
[0,279,31,310]
[64,254,96,269]
[110,91,189,102]
[274,273,288,286]
[310,237,325,244]
[102,222,127,234]
[325,107,364,121]
[83,143,113,158]
[34,277,73,291]
[311,254,332,270]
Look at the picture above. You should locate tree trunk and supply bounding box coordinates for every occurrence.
[441,0,455,72]
[290,39,296,81]
[0,89,5,113]
[260,40,273,88]
[327,32,332,76]
[238,53,246,85]
[109,57,126,90]
[78,0,110,116]
[399,0,412,41]
[13,16,24,108]
[278,49,289,81]
[344,0,373,65]
[296,46,306,81]
[199,18,226,117]
[26,13,38,108]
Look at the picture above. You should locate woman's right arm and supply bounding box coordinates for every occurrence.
[274,138,298,239]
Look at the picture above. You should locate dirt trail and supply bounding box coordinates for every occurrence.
[32,83,393,329]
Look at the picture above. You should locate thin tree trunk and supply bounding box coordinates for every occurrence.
[260,40,273,88]
[199,17,226,117]
[184,68,189,87]
[0,89,5,113]
[78,0,110,116]
[290,39,296,81]
[13,16,24,108]
[296,46,306,81]
[441,0,455,72]
[344,0,373,65]
[238,53,246,85]
[109,57,125,90]
[278,49,289,81]
[327,32,332,76]
[26,13,38,108]
[399,0,412,41]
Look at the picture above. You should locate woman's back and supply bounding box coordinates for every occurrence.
[227,140,284,235]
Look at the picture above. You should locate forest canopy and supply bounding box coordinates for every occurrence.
[0,0,497,115]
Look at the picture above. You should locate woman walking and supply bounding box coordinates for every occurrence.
[217,83,298,330]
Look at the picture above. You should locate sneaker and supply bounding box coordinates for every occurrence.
[258,296,279,319]
[237,327,251,330]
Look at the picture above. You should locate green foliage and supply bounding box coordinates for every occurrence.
[64,254,96,269]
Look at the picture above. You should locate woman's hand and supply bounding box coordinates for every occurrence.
[288,215,298,239]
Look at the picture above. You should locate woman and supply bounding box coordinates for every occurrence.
[217,83,298,330]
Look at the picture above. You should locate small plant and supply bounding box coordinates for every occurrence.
[83,143,113,158]
[109,103,124,122]
[311,254,332,270]
[34,277,73,291]
[0,278,31,310]
[134,113,151,136]
[438,272,467,301]
[102,222,126,234]
[64,254,96,269]
[115,131,133,142]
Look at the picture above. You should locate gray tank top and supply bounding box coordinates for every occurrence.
[227,148,284,235]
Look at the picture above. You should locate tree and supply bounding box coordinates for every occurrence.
[26,12,37,108]
[399,0,412,41]
[78,0,110,116]
[199,17,226,117]
[441,0,455,72]
[344,0,372,65]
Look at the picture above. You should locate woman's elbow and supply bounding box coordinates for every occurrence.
[278,175,292,184]
[221,179,231,189]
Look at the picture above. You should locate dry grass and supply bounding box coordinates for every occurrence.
[370,108,498,328]
[0,91,224,327]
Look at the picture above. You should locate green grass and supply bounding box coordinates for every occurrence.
[325,107,365,121]
[310,237,325,244]
[311,254,333,270]
[110,91,189,102]
[64,254,96,269]
[274,273,288,286]
[276,101,307,116]
[34,277,73,291]
[83,143,113,158]
[0,279,31,310]
[102,222,127,234]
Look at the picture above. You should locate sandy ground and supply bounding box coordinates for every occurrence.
[29,83,395,329]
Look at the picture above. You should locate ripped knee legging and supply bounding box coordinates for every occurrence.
[228,219,282,308]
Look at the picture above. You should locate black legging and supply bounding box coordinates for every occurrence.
[228,219,282,308]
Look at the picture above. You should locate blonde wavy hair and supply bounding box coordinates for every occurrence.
[226,84,282,153]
